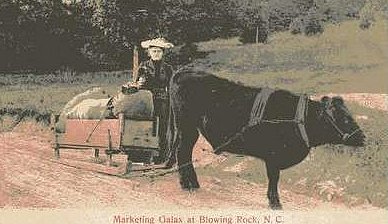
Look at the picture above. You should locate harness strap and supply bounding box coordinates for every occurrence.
[295,94,310,148]
[213,90,311,153]
[214,88,274,153]
[248,87,275,127]
[323,109,361,142]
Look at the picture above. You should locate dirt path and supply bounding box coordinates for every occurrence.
[0,130,373,211]
[312,93,388,112]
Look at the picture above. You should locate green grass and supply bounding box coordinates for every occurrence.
[0,71,129,114]
[195,19,388,94]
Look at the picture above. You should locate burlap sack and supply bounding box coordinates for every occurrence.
[55,88,154,133]
[56,87,109,133]
[66,98,111,119]
[112,90,154,119]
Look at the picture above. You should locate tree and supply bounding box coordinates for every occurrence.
[0,0,94,71]
[235,0,269,44]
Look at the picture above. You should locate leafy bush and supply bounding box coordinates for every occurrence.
[268,0,313,32]
[238,22,269,44]
[169,43,210,66]
[304,7,324,36]
[316,0,366,22]
[358,0,378,29]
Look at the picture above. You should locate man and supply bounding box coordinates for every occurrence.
[136,38,174,162]
[137,37,174,93]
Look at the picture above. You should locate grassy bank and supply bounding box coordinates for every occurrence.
[0,70,128,131]
[0,70,128,114]
[195,19,388,94]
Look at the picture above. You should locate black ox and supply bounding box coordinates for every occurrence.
[166,70,365,209]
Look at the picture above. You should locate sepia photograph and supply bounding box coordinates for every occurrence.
[0,0,387,223]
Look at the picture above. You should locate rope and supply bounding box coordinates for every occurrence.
[323,109,361,142]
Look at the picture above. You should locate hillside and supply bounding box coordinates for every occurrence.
[194,19,388,94]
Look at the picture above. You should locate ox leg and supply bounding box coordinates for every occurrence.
[107,154,113,166]
[265,162,282,210]
[54,147,60,159]
[54,132,60,159]
[125,155,133,175]
[94,148,100,159]
[169,86,200,191]
[176,129,200,191]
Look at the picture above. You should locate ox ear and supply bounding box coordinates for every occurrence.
[332,96,344,107]
[320,96,332,109]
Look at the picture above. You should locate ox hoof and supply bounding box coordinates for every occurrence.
[182,187,199,193]
[165,159,176,169]
[181,186,200,193]
[269,202,283,210]
[180,181,200,192]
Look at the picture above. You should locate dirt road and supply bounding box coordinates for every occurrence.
[0,128,372,211]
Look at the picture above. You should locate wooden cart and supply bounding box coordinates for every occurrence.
[53,113,163,174]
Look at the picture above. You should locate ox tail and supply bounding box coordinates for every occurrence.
[164,69,192,168]
[164,71,180,168]
[164,103,176,168]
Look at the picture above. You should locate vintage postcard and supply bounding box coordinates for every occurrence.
[0,0,387,223]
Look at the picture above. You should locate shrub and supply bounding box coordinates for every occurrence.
[169,43,210,65]
[239,17,269,44]
[304,7,324,35]
[316,0,366,23]
[239,26,269,44]
[359,18,372,29]
[290,7,324,36]
[358,0,378,30]
[289,17,304,34]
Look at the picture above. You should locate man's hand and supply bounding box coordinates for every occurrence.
[124,81,140,88]
[122,82,140,94]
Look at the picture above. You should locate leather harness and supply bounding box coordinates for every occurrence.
[214,89,310,153]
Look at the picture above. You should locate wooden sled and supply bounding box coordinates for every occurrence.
[52,113,167,175]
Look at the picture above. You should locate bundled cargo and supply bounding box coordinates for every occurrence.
[55,88,154,133]
[111,90,154,119]
[56,87,110,133]
[52,87,162,173]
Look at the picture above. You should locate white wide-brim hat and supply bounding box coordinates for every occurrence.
[141,37,174,49]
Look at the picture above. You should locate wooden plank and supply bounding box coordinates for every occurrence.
[132,45,139,82]
[58,143,114,150]
[119,113,125,148]
[62,119,120,148]
[122,120,159,148]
